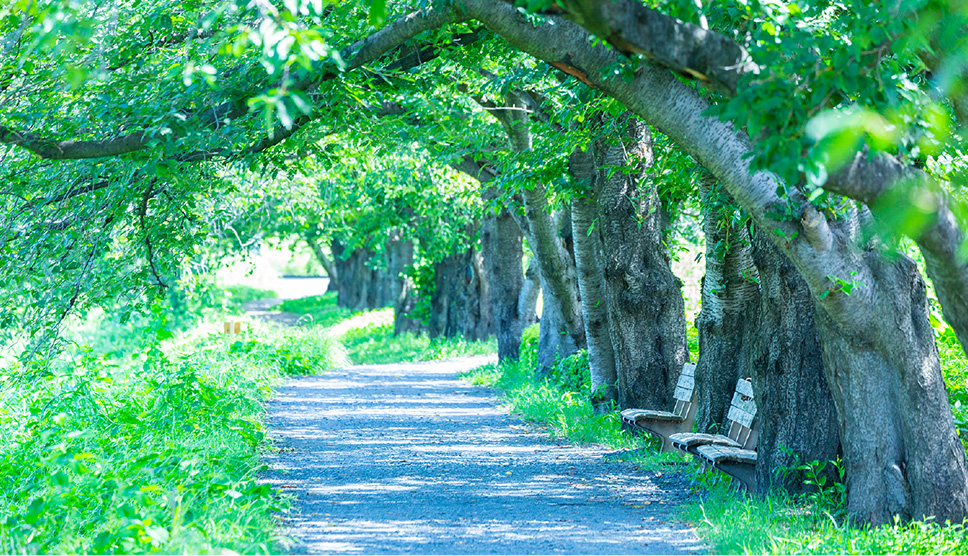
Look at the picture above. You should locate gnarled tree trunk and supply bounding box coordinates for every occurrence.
[389,235,423,335]
[694,177,760,431]
[481,198,526,360]
[595,117,687,410]
[748,230,841,494]
[451,158,526,361]
[814,246,966,523]
[428,245,493,340]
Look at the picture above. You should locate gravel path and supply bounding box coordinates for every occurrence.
[263,356,705,554]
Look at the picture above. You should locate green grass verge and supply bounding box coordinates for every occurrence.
[343,320,496,365]
[684,483,968,554]
[0,315,346,554]
[273,293,352,328]
[279,293,497,365]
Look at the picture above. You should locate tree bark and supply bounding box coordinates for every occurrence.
[481,208,525,359]
[525,188,586,373]
[389,234,423,335]
[569,145,619,410]
[813,248,966,523]
[694,176,760,431]
[519,258,541,329]
[428,245,493,340]
[748,229,841,494]
[331,240,393,311]
[451,158,526,360]
[595,117,687,410]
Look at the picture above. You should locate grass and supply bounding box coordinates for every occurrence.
[683,486,968,554]
[273,294,352,328]
[278,293,497,365]
[0,312,346,554]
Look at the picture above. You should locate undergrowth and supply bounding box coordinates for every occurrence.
[0,309,345,554]
[684,482,968,554]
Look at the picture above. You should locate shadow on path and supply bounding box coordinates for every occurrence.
[263,356,705,554]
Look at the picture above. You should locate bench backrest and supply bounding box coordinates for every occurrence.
[671,363,697,418]
[725,378,757,449]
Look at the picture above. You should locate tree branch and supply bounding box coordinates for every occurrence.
[0,126,151,160]
[551,0,757,95]
[1,5,466,160]
[137,178,168,290]
[826,149,968,352]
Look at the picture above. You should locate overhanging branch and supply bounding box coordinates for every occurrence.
[1,5,466,160]
[552,0,757,95]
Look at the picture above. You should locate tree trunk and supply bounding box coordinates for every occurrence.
[389,235,423,335]
[519,258,540,329]
[569,145,619,410]
[450,247,492,340]
[453,159,527,361]
[596,117,687,410]
[428,245,492,340]
[694,176,760,431]
[748,229,841,494]
[428,255,455,339]
[814,248,968,523]
[332,240,393,311]
[523,188,586,374]
[305,234,339,293]
[481,198,526,360]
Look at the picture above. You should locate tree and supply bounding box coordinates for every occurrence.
[6,0,968,525]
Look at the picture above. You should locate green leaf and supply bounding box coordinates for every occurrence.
[368,0,387,26]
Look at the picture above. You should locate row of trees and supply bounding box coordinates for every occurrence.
[3,0,968,527]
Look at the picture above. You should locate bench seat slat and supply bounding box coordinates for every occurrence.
[680,362,696,377]
[696,444,758,465]
[669,432,741,449]
[673,386,693,402]
[621,408,684,424]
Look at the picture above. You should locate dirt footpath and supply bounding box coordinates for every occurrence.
[262,356,705,554]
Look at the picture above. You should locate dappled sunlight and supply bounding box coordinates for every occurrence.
[263,359,703,554]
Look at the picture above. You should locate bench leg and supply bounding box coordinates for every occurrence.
[714,461,757,494]
[642,421,690,454]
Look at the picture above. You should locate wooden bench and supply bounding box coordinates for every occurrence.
[670,377,759,493]
[222,321,245,334]
[696,443,758,493]
[620,363,698,452]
